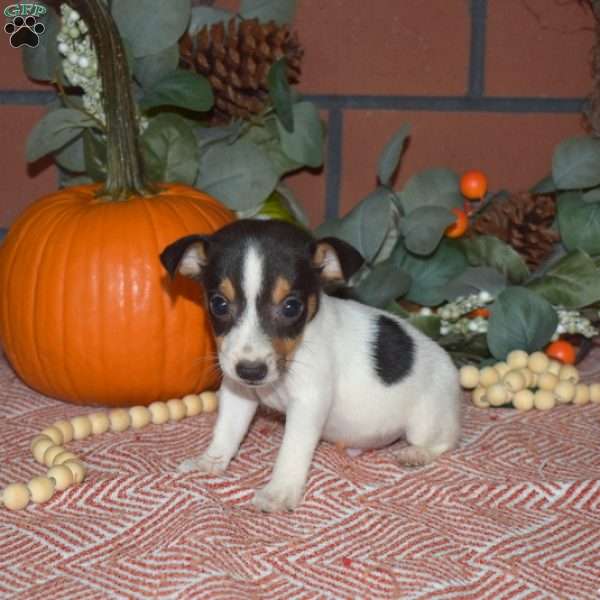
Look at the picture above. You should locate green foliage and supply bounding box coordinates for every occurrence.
[240,0,297,24]
[552,136,600,189]
[377,124,411,187]
[487,287,558,359]
[276,102,323,167]
[268,59,294,133]
[442,266,506,301]
[22,9,61,81]
[399,168,464,215]
[353,259,411,308]
[401,205,455,255]
[557,191,600,255]
[139,69,213,112]
[133,45,180,90]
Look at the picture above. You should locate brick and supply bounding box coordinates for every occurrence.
[0,106,57,227]
[296,0,470,96]
[0,28,53,91]
[339,110,584,217]
[283,168,326,228]
[486,0,593,97]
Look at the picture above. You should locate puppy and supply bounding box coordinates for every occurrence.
[160,219,461,512]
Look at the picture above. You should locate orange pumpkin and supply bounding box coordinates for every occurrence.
[0,1,234,405]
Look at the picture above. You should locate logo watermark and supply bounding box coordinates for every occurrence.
[4,3,47,48]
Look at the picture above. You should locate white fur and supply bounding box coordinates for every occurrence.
[179,287,461,512]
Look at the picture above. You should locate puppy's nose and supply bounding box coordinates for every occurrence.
[235,360,268,383]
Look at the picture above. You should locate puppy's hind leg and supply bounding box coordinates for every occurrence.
[395,390,461,468]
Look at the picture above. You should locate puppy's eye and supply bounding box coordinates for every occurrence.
[281,297,303,319]
[209,294,230,317]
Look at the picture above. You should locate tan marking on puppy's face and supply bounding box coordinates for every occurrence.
[306,293,318,321]
[214,335,224,351]
[272,335,303,371]
[218,277,236,303]
[272,276,292,305]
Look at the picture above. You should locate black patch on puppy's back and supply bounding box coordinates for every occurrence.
[372,315,414,385]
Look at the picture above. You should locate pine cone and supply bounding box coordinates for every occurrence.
[180,18,303,123]
[472,192,560,270]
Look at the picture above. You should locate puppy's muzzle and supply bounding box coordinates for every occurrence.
[235,360,268,385]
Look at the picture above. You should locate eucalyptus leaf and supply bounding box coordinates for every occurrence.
[552,136,600,189]
[112,0,191,57]
[196,121,244,148]
[353,262,412,308]
[557,191,600,255]
[407,314,441,340]
[54,133,86,173]
[400,205,455,256]
[240,0,296,24]
[441,267,506,301]
[22,8,60,81]
[139,69,213,112]
[277,101,323,167]
[527,249,600,308]
[268,59,294,132]
[274,184,309,227]
[583,187,600,203]
[391,240,468,306]
[460,235,529,284]
[486,287,558,359]
[142,113,199,184]
[244,120,302,176]
[189,6,234,33]
[83,129,107,181]
[26,108,96,163]
[196,139,278,210]
[377,123,411,187]
[134,44,180,89]
[314,187,394,263]
[399,168,463,215]
[530,174,556,194]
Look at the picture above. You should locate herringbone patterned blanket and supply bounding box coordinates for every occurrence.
[1,352,600,599]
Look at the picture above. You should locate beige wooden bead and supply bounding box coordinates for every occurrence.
[71,416,93,440]
[487,383,510,407]
[479,367,499,388]
[573,384,590,406]
[516,368,534,388]
[502,370,526,393]
[40,426,64,446]
[31,435,54,464]
[182,394,203,417]
[459,365,480,389]
[528,351,550,374]
[507,350,529,369]
[53,451,79,465]
[513,389,535,411]
[200,391,218,413]
[2,482,30,511]
[27,476,55,504]
[494,362,510,378]
[149,401,170,425]
[537,372,559,392]
[558,364,579,384]
[471,387,488,408]
[52,419,74,444]
[109,408,131,432]
[534,390,556,410]
[47,465,74,491]
[89,412,110,435]
[547,360,561,376]
[129,406,152,429]
[43,445,66,467]
[166,398,186,421]
[555,380,576,404]
[589,383,600,404]
[63,460,86,484]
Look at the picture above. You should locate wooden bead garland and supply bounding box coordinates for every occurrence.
[0,391,218,511]
[460,351,600,411]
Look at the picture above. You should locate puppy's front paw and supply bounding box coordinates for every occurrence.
[177,453,228,475]
[252,482,303,513]
[395,445,436,467]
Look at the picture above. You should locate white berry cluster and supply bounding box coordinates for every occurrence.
[552,308,598,341]
[57,5,105,125]
[425,291,493,336]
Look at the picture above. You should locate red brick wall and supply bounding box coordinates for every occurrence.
[0,0,594,228]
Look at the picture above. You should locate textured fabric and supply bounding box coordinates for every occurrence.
[1,351,600,599]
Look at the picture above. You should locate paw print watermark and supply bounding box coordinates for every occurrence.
[3,3,47,48]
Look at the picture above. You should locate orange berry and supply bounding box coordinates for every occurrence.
[468,307,490,319]
[545,340,576,365]
[460,170,488,200]
[445,208,469,239]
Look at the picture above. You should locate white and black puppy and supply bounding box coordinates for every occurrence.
[160,219,461,512]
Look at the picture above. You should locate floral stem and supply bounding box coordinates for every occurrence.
[66,0,155,199]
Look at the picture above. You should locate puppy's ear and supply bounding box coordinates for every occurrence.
[160,234,210,279]
[311,237,364,283]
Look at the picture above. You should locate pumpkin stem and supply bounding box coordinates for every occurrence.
[66,0,155,199]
